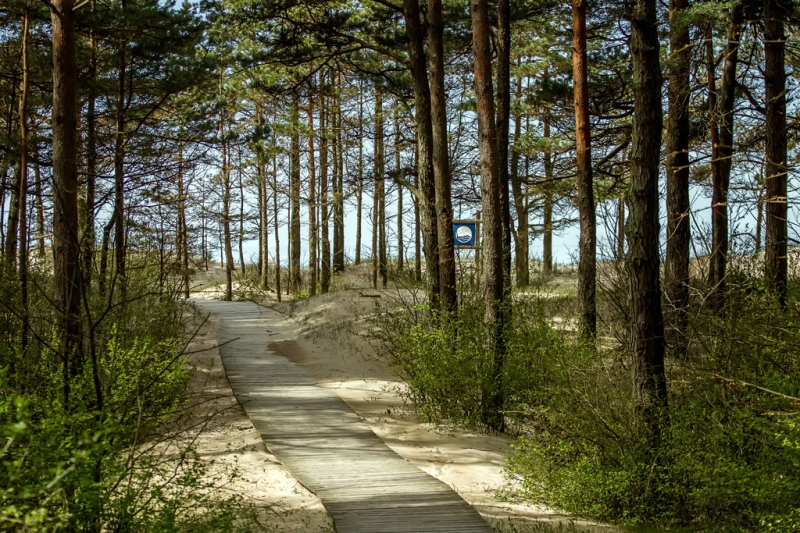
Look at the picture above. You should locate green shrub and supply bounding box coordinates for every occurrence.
[506,288,800,531]
[0,263,262,532]
[372,295,568,430]
[374,282,800,531]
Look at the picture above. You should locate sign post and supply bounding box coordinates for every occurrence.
[453,214,482,286]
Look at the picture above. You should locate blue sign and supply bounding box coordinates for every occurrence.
[453,223,477,247]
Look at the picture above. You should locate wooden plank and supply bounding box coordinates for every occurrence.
[193,299,493,533]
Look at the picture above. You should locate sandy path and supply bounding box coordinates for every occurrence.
[196,300,493,533]
[183,311,334,532]
[269,290,610,531]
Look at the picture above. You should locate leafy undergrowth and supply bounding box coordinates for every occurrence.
[0,258,264,532]
[372,277,800,532]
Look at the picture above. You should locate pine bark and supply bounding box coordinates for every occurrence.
[372,171,378,289]
[308,93,318,296]
[6,165,20,267]
[472,0,505,432]
[428,0,456,312]
[222,126,234,301]
[84,6,97,285]
[402,0,441,307]
[18,8,30,350]
[704,24,721,292]
[1,79,17,253]
[375,88,387,288]
[414,165,422,283]
[356,84,364,265]
[764,0,787,306]
[395,111,404,271]
[238,156,246,275]
[257,110,269,289]
[709,4,744,308]
[497,0,512,307]
[320,85,331,293]
[114,24,127,291]
[35,160,44,258]
[333,82,345,273]
[665,0,691,352]
[627,0,668,435]
[573,0,597,340]
[542,115,553,275]
[177,143,189,298]
[290,92,302,293]
[272,150,281,302]
[51,0,82,401]
[511,72,528,287]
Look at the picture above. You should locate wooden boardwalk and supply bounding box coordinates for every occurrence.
[194,300,493,533]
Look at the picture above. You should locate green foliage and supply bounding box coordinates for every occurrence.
[374,281,800,531]
[0,265,263,532]
[372,294,568,431]
[506,285,800,531]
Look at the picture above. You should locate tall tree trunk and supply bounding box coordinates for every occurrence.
[395,110,404,271]
[2,77,18,253]
[320,84,331,293]
[414,161,422,283]
[704,24,721,286]
[764,0,787,306]
[372,91,380,290]
[35,159,44,258]
[0,166,7,253]
[18,8,30,351]
[542,114,553,275]
[257,110,269,289]
[356,82,363,265]
[402,0,441,307]
[333,82,345,274]
[51,0,82,404]
[665,0,691,353]
[6,164,20,267]
[375,87,387,288]
[99,217,114,296]
[238,151,246,275]
[573,0,597,341]
[84,4,97,286]
[332,88,340,274]
[627,0,668,436]
[272,149,281,302]
[5,64,21,267]
[709,4,745,308]
[372,175,378,289]
[286,193,291,295]
[428,0,457,312]
[472,0,505,432]
[511,70,529,288]
[114,22,127,293]
[755,179,764,253]
[222,127,234,302]
[290,92,302,293]
[177,143,189,298]
[496,0,512,307]
[617,195,625,261]
[308,92,318,296]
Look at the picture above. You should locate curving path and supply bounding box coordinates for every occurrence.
[193,299,493,533]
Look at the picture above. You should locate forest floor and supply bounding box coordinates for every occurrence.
[188,262,615,532]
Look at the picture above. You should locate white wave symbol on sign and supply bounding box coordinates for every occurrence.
[456,226,473,244]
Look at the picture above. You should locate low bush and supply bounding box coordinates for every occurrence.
[372,293,568,430]
[373,282,800,531]
[0,262,263,532]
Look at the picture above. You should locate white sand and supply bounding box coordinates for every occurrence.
[269,287,609,531]
[188,263,612,531]
[183,311,334,532]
